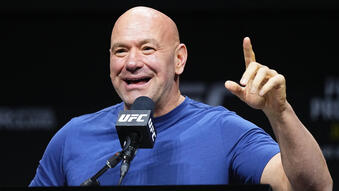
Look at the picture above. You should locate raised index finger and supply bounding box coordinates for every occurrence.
[243,37,256,68]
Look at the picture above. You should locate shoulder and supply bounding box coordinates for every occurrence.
[57,103,123,134]
[185,97,254,130]
[185,97,275,143]
[69,103,123,126]
[185,97,233,115]
[29,103,124,186]
[49,103,124,150]
[55,102,123,137]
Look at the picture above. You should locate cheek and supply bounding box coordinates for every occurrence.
[110,58,124,77]
[145,54,175,75]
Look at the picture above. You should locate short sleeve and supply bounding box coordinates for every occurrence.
[29,120,72,186]
[230,126,280,184]
[218,111,280,184]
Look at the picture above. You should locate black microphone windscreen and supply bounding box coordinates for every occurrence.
[116,96,157,148]
[131,96,155,111]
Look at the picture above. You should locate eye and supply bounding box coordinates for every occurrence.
[114,48,128,57]
[142,46,156,54]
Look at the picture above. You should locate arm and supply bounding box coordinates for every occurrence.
[225,37,332,191]
[261,102,332,191]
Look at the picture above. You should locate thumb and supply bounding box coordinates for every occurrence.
[225,80,245,99]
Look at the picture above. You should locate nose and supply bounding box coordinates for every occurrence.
[126,48,143,72]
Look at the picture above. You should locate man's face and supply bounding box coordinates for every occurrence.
[110,11,179,108]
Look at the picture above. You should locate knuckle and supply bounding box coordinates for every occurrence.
[249,61,258,68]
[276,74,285,82]
[277,74,285,79]
[258,67,268,74]
[271,69,278,75]
[262,65,269,70]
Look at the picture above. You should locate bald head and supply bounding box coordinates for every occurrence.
[111,6,180,47]
[109,6,188,114]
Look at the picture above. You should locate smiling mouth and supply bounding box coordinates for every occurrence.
[124,77,151,85]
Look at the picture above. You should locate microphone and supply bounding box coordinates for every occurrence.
[115,96,157,185]
[81,97,156,186]
[116,96,157,149]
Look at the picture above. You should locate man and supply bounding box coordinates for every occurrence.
[30,6,332,190]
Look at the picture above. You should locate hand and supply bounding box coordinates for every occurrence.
[225,37,287,116]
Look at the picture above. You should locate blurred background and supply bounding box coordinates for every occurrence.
[0,0,338,189]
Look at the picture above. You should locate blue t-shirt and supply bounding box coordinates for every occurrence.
[29,97,280,186]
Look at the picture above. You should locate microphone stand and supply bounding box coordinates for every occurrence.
[80,151,123,186]
[118,143,137,185]
[118,134,138,185]
[81,134,138,186]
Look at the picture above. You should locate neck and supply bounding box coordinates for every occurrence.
[153,92,185,118]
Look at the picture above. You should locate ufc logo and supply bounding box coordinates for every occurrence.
[118,114,148,122]
[148,119,156,142]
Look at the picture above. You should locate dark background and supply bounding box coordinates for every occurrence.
[0,0,338,188]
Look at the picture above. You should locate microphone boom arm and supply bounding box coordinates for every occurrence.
[80,151,123,186]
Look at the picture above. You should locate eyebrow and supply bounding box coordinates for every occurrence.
[110,38,160,50]
[139,39,160,47]
[110,42,128,51]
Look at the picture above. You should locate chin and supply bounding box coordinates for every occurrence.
[124,93,152,105]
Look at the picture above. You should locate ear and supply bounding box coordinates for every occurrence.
[174,43,188,75]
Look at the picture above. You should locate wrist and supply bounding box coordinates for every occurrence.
[263,101,293,125]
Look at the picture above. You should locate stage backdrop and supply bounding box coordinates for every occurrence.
[0,0,338,188]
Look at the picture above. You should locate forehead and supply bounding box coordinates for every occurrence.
[111,10,176,46]
[113,19,160,40]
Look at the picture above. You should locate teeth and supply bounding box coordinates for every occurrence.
[125,77,150,84]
